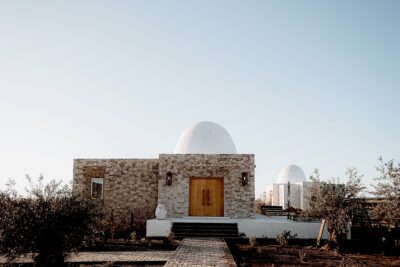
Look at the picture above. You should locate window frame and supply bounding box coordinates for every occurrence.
[91,177,104,199]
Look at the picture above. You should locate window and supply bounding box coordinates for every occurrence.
[91,178,104,199]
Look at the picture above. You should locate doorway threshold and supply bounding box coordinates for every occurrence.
[172,217,237,223]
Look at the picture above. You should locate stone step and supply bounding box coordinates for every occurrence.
[172,223,237,228]
[172,231,238,235]
[171,222,239,238]
[174,232,239,238]
[173,229,238,233]
[174,231,238,236]
[172,225,238,230]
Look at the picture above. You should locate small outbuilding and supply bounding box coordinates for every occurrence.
[265,164,313,210]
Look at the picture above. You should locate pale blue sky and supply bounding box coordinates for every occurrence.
[0,1,399,197]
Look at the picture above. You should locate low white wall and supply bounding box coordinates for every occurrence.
[146,217,332,239]
[238,219,330,239]
[146,219,172,237]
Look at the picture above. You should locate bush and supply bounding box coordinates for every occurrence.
[0,176,102,266]
[298,250,308,263]
[249,236,258,249]
[130,231,137,241]
[167,231,175,242]
[276,230,297,246]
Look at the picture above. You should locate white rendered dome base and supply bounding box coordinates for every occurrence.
[174,121,237,154]
[276,164,306,184]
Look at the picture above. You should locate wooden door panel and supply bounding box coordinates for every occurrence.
[189,178,224,216]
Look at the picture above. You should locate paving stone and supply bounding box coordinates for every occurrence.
[0,238,236,267]
[165,238,236,267]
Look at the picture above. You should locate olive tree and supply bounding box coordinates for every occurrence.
[304,168,364,251]
[0,176,102,266]
[372,158,400,238]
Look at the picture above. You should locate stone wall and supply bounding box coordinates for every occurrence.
[158,154,255,218]
[73,159,159,230]
[73,154,256,231]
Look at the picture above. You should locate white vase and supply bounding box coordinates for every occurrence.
[155,204,167,220]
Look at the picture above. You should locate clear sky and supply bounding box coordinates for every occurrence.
[0,1,399,197]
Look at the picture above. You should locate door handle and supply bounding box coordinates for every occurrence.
[202,190,211,206]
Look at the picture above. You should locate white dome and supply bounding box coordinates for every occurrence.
[276,164,306,184]
[174,121,237,154]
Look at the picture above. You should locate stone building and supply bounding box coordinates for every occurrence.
[73,121,255,230]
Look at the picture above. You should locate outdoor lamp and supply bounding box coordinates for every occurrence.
[166,172,172,186]
[242,172,248,186]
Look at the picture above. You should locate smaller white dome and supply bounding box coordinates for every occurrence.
[276,164,306,184]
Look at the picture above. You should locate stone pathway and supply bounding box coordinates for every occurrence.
[165,238,236,267]
[68,250,174,263]
[0,251,174,264]
[0,238,236,267]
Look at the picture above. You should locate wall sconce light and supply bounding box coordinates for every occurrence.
[242,172,248,186]
[166,172,172,186]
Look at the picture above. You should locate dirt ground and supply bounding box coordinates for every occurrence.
[227,240,400,267]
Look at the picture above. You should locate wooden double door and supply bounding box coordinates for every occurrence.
[189,177,224,217]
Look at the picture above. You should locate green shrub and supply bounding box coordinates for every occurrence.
[0,176,102,267]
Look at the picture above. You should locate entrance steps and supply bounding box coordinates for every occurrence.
[171,222,239,238]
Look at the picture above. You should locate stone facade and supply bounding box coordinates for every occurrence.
[158,154,255,218]
[73,159,159,229]
[73,154,255,231]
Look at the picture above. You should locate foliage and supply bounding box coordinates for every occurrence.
[0,175,102,267]
[249,236,258,249]
[254,198,263,214]
[167,230,175,242]
[303,168,364,250]
[298,250,308,263]
[276,230,297,246]
[130,231,137,241]
[371,157,400,228]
